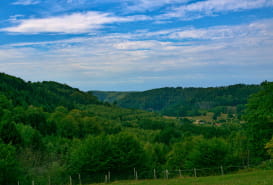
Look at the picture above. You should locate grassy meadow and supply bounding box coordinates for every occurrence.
[92,170,273,185]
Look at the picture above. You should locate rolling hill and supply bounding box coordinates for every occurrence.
[91,84,261,117]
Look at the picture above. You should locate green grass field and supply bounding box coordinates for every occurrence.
[92,170,273,185]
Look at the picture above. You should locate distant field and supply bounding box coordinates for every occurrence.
[92,170,273,185]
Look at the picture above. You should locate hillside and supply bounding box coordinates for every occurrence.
[0,73,99,111]
[0,73,273,185]
[91,85,261,117]
[92,91,132,104]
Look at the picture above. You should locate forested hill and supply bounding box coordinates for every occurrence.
[0,73,99,111]
[1,73,273,185]
[92,91,132,104]
[91,84,261,117]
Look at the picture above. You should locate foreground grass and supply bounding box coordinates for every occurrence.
[92,170,273,185]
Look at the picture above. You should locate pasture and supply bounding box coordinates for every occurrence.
[92,170,273,185]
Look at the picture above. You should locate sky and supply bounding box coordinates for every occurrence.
[0,0,273,91]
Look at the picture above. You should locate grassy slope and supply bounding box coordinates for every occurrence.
[92,170,273,185]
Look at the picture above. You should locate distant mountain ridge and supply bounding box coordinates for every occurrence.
[91,84,261,117]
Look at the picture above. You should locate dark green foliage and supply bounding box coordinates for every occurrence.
[179,122,232,138]
[68,133,147,181]
[0,94,12,110]
[68,135,112,175]
[155,127,182,144]
[0,73,99,111]
[144,143,167,171]
[111,133,147,174]
[228,130,250,166]
[0,122,22,146]
[0,142,23,185]
[0,73,271,184]
[167,137,232,171]
[16,124,44,150]
[138,119,167,130]
[244,81,273,162]
[0,94,13,124]
[187,137,231,168]
[25,107,47,133]
[93,84,260,117]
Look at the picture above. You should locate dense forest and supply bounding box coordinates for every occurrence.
[0,73,273,185]
[92,85,260,118]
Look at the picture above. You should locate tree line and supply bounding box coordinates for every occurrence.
[93,84,261,117]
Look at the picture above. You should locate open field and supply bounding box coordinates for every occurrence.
[92,170,273,185]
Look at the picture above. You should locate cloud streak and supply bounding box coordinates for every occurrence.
[12,0,40,5]
[160,0,273,20]
[169,19,273,40]
[123,0,189,12]
[2,11,150,34]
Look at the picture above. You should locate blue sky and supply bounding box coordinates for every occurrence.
[0,0,273,91]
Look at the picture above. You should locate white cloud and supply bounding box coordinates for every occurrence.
[1,19,273,90]
[12,0,40,5]
[2,11,149,34]
[169,25,253,40]
[122,18,273,43]
[113,40,159,50]
[160,0,273,20]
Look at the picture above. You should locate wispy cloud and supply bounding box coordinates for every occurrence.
[160,0,273,20]
[1,18,273,90]
[1,11,150,34]
[123,0,189,12]
[12,0,40,5]
[169,19,273,40]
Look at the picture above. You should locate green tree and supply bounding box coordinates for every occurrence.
[68,135,113,178]
[144,142,167,172]
[80,116,103,137]
[228,130,249,166]
[244,81,273,161]
[0,122,22,146]
[265,137,273,158]
[57,115,79,138]
[167,136,232,170]
[167,139,195,170]
[155,127,182,144]
[186,137,231,169]
[68,133,147,180]
[110,133,147,175]
[16,124,43,149]
[25,106,48,134]
[0,94,11,107]
[0,142,23,185]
